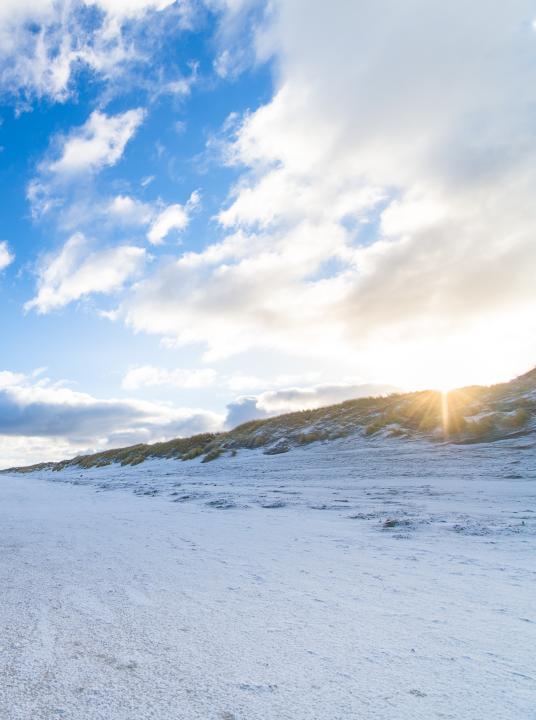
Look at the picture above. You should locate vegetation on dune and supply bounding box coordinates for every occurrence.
[3,367,535,473]
[181,446,206,461]
[50,433,220,471]
[201,448,223,463]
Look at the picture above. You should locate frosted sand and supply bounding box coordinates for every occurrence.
[1,437,535,719]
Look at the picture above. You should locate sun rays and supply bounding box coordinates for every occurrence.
[441,391,450,438]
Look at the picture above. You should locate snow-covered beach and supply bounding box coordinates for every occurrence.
[1,437,535,719]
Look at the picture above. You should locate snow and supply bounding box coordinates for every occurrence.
[1,435,535,719]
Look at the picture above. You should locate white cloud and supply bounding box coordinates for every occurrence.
[27,109,146,219]
[151,63,198,101]
[88,0,177,20]
[147,205,189,244]
[207,0,261,78]
[121,219,351,360]
[0,370,26,389]
[55,190,202,243]
[48,109,145,176]
[121,364,330,396]
[122,365,218,390]
[0,1,69,101]
[117,0,536,389]
[147,190,200,244]
[0,242,14,271]
[0,368,223,468]
[224,371,320,393]
[106,195,154,226]
[25,233,147,314]
[0,0,192,102]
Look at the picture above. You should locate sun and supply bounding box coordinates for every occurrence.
[401,338,516,394]
[434,378,459,393]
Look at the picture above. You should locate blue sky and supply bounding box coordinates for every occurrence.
[1,1,536,466]
[0,5,269,397]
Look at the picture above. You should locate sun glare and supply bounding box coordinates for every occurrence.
[440,390,450,437]
[435,379,458,393]
[395,322,529,394]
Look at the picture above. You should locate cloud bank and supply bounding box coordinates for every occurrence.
[116,0,536,389]
[0,369,223,468]
[225,382,397,427]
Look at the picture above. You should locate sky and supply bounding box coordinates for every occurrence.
[1,0,536,467]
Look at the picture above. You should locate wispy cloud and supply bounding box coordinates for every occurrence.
[27,108,146,219]
[105,195,155,226]
[0,0,193,103]
[0,241,14,271]
[147,191,200,244]
[48,109,145,177]
[122,365,218,390]
[25,233,147,314]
